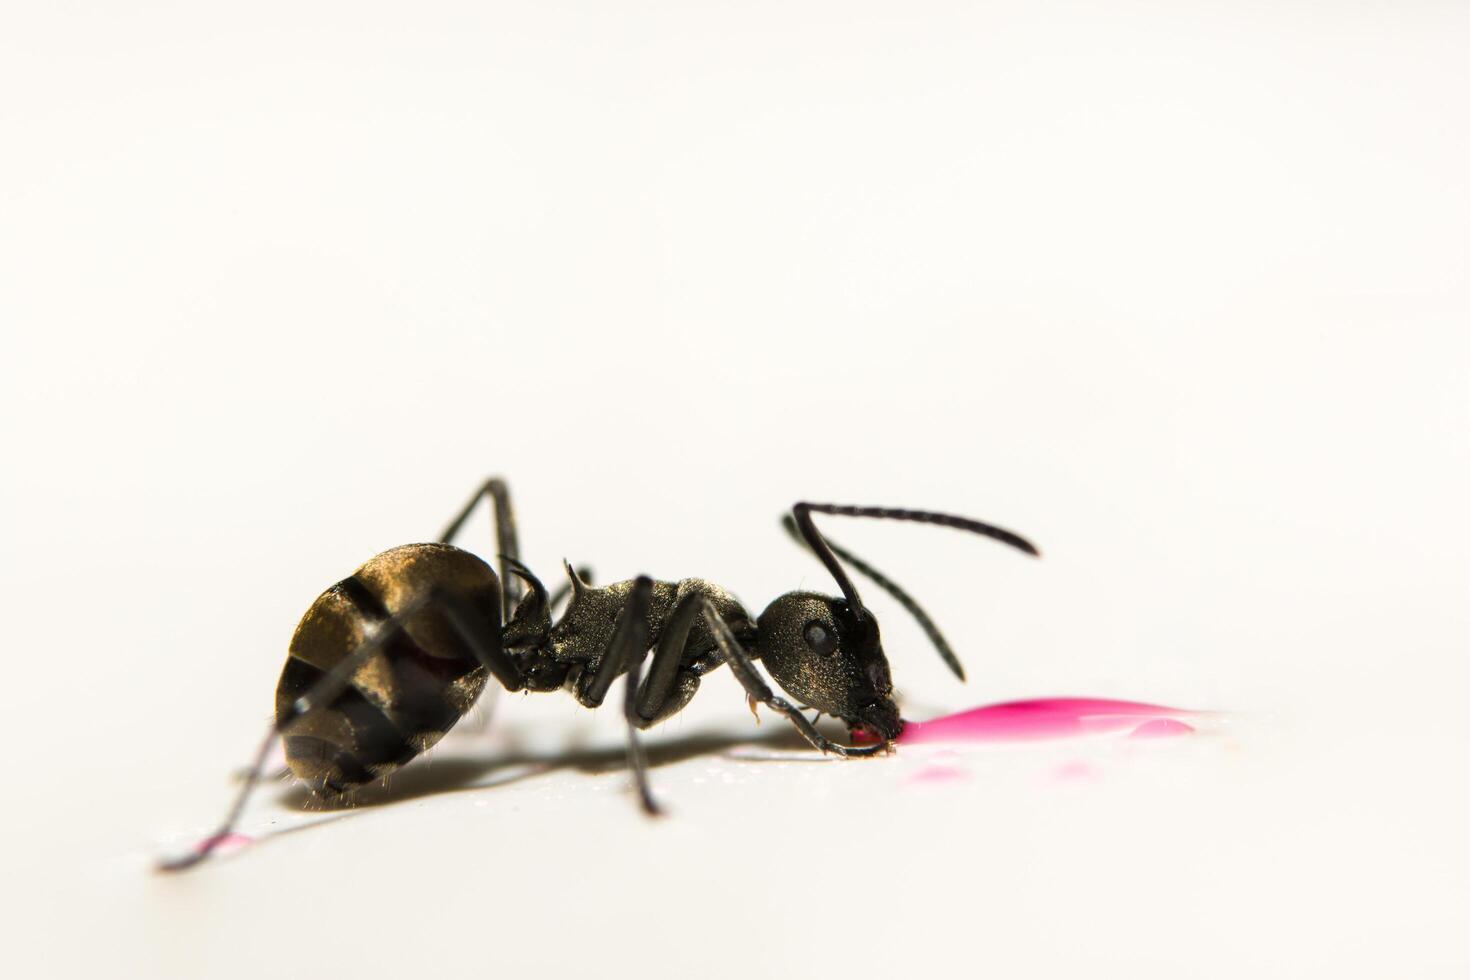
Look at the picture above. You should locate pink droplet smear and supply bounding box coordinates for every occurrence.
[196,832,253,855]
[893,697,1196,744]
[906,765,968,784]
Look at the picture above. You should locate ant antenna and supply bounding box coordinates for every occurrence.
[782,516,965,679]
[786,503,1040,679]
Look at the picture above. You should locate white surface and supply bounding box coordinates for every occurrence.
[2,3,1467,978]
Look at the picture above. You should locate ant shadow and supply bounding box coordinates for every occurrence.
[216,720,859,864]
[269,722,832,816]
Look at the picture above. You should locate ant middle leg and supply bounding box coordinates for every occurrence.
[629,591,718,727]
[569,576,660,811]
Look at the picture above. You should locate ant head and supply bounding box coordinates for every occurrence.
[756,592,902,741]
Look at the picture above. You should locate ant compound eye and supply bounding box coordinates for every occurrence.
[803,620,839,656]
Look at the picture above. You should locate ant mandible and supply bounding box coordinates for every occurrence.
[163,477,1039,870]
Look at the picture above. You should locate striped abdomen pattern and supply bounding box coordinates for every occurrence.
[274,543,500,795]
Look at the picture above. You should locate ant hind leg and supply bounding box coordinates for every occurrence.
[159,589,519,873]
[440,477,523,619]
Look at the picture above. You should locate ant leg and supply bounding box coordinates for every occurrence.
[697,599,887,758]
[632,593,880,755]
[439,479,523,733]
[231,762,289,784]
[567,577,660,809]
[440,477,522,619]
[629,581,746,728]
[160,590,519,873]
[575,577,654,708]
[634,592,702,722]
[618,580,660,813]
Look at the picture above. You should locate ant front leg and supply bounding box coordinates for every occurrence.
[696,599,887,758]
[632,592,883,756]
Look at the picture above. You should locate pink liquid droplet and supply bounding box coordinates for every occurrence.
[1052,760,1098,781]
[1129,718,1195,739]
[197,831,253,855]
[896,697,1195,744]
[907,765,968,784]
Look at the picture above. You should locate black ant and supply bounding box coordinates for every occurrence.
[162,478,1039,870]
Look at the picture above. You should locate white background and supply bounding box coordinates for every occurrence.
[3,2,1467,977]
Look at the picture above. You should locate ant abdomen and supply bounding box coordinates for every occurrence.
[274,543,500,796]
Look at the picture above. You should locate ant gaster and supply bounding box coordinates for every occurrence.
[162,478,1039,870]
